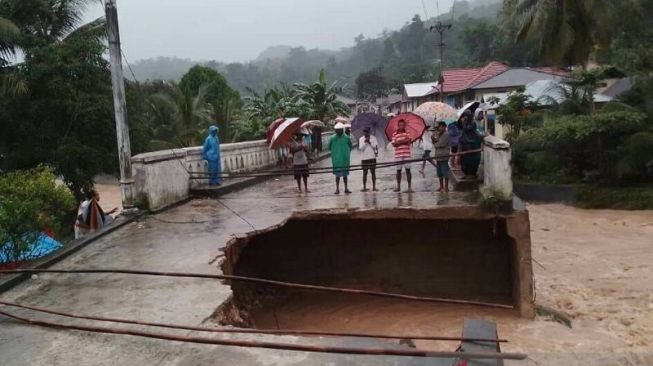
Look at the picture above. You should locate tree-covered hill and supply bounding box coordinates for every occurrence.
[129,0,512,95]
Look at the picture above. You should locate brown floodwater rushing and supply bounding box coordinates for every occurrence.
[250,291,518,352]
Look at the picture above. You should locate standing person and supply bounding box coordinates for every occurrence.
[391,119,413,193]
[448,114,464,169]
[358,127,379,192]
[312,126,323,153]
[433,122,451,192]
[290,132,310,193]
[328,122,353,194]
[418,126,437,175]
[203,125,222,186]
[460,118,484,179]
[303,130,313,160]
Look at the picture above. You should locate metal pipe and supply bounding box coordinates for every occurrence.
[0,308,526,360]
[0,269,514,309]
[0,300,507,343]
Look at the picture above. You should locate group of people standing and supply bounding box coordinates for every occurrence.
[199,113,484,196]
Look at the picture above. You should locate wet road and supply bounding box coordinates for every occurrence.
[0,147,465,366]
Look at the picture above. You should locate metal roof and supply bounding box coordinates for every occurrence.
[404,82,439,98]
[472,68,566,90]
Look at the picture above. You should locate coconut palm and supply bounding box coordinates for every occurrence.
[0,0,105,95]
[0,0,103,43]
[151,83,212,147]
[505,0,616,67]
[293,69,350,121]
[0,15,18,64]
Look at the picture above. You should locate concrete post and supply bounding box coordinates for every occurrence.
[105,0,135,210]
[482,135,513,199]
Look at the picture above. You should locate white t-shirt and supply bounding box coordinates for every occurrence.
[421,131,434,151]
[358,135,378,161]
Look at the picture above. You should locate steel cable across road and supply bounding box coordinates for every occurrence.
[0,269,513,309]
[0,300,508,343]
[188,149,482,180]
[0,307,526,361]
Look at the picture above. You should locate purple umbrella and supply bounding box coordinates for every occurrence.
[351,113,389,148]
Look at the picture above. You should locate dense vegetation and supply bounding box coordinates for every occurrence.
[0,0,652,216]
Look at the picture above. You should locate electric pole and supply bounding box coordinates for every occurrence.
[430,22,451,102]
[105,0,135,212]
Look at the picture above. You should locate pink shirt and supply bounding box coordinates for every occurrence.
[392,131,412,159]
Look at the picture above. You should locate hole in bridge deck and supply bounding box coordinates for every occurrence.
[214,211,524,334]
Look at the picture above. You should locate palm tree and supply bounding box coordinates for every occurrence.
[1,0,103,44]
[0,15,18,65]
[505,0,615,67]
[151,82,212,147]
[0,0,105,95]
[293,69,350,121]
[0,15,25,96]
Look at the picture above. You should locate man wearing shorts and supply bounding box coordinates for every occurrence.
[391,119,413,192]
[433,121,451,192]
[290,133,310,193]
[358,127,378,192]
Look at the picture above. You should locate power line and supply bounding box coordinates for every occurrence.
[421,0,430,19]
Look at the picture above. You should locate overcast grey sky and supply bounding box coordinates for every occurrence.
[87,0,454,63]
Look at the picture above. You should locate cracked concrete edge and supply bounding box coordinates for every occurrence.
[0,212,145,294]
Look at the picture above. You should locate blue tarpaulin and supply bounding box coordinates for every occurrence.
[0,233,62,264]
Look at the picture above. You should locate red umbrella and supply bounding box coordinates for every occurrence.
[266,118,285,143]
[270,118,303,149]
[384,112,427,143]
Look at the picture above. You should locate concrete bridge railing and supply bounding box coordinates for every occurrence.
[482,135,513,199]
[131,133,333,211]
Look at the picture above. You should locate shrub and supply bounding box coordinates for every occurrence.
[0,167,76,263]
[617,132,653,182]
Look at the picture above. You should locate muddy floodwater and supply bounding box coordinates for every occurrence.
[92,183,653,365]
[216,203,653,365]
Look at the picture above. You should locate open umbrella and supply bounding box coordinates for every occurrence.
[266,118,285,143]
[301,120,325,129]
[457,101,481,119]
[385,112,427,143]
[414,102,457,125]
[270,118,302,149]
[351,113,389,148]
[332,116,349,125]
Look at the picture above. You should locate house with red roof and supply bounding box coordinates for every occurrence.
[401,62,510,111]
[400,61,570,112]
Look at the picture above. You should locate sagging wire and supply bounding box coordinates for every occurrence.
[0,269,513,309]
[0,300,507,343]
[0,308,525,361]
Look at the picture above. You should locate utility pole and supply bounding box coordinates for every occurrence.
[105,0,135,212]
[430,22,452,102]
